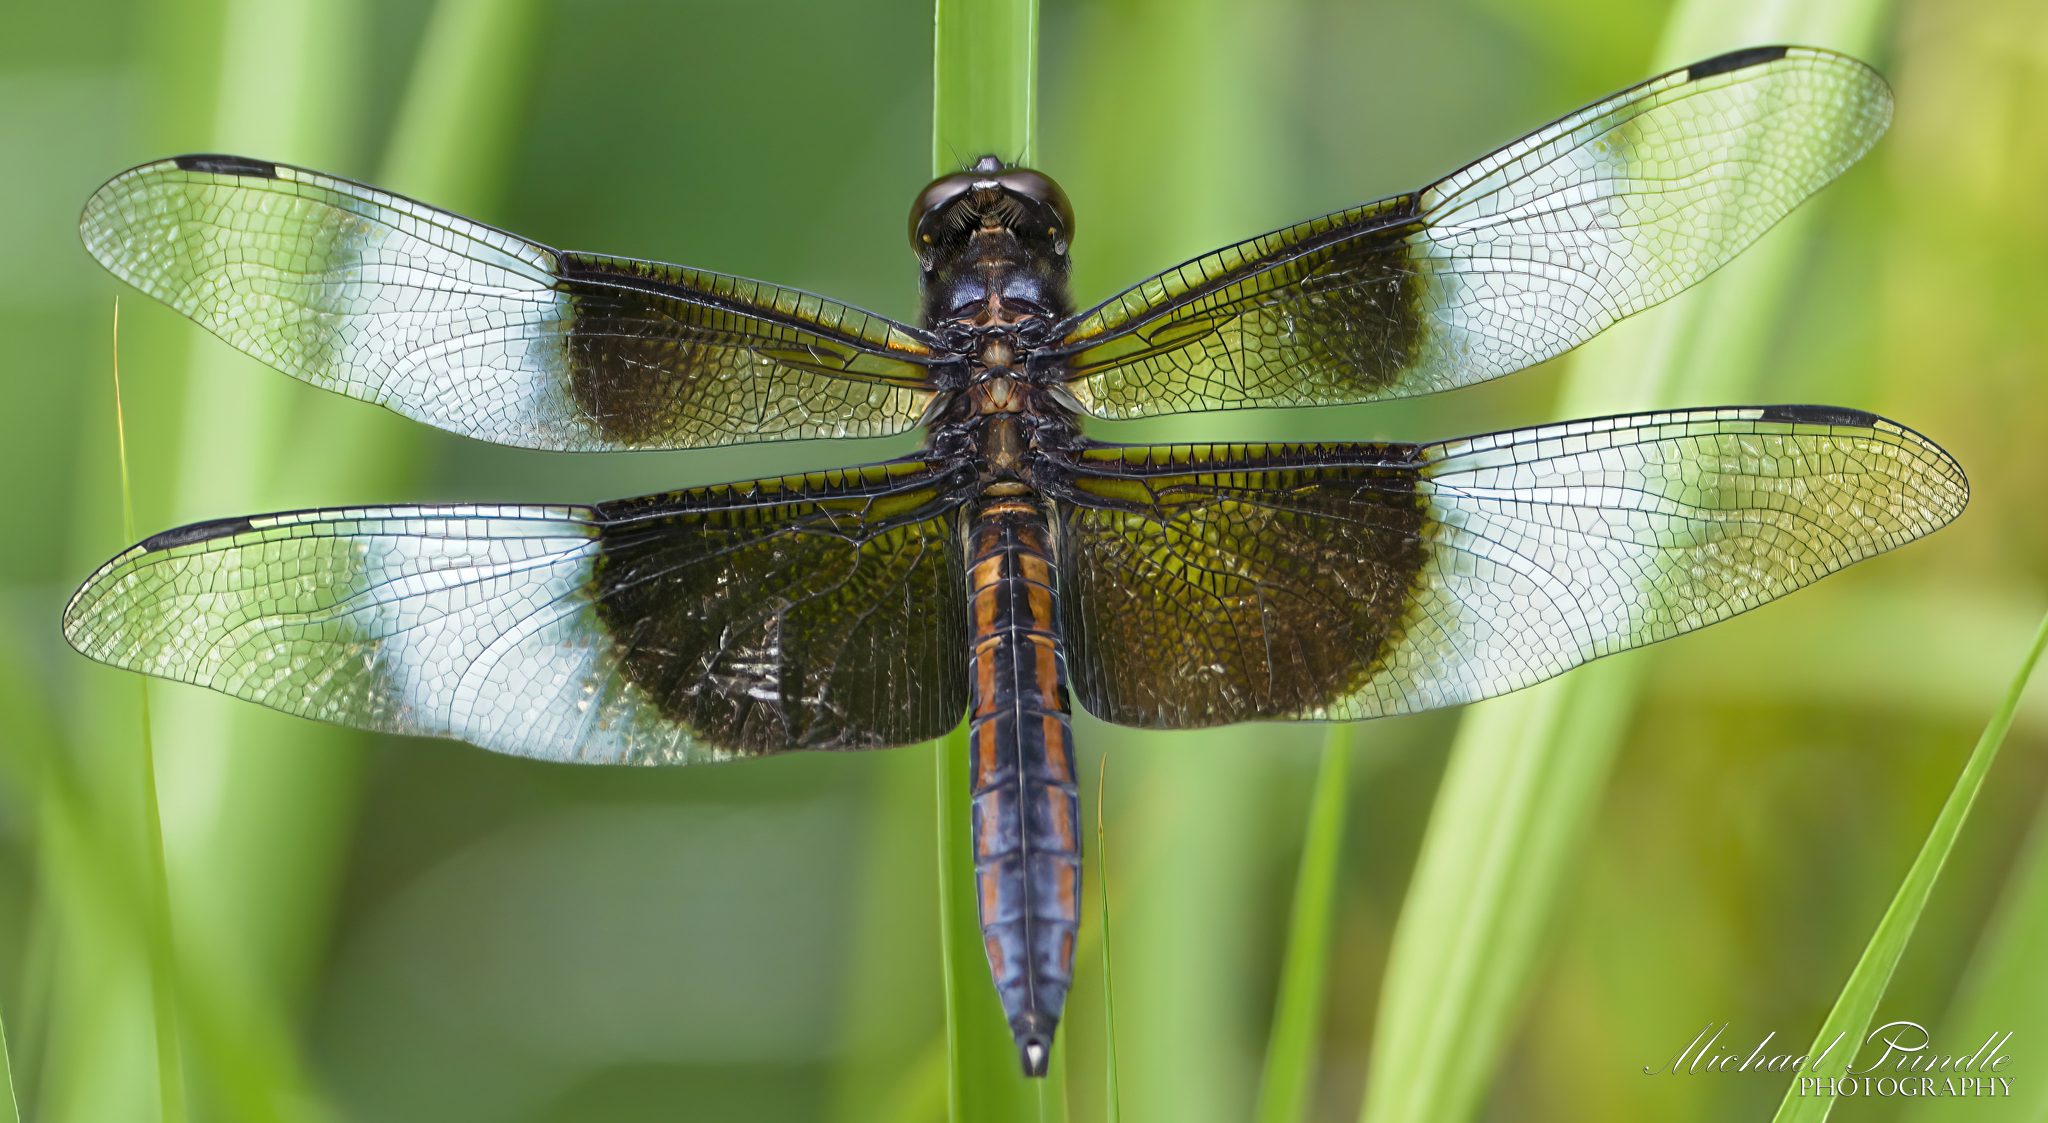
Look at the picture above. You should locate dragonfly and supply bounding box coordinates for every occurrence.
[66,45,1966,1075]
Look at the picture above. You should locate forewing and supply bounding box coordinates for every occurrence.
[1055,406,1965,728]
[64,460,973,762]
[81,155,948,451]
[1051,47,1891,418]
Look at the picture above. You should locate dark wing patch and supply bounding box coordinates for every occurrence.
[1053,408,1965,728]
[172,153,279,177]
[64,459,974,762]
[590,462,974,752]
[139,515,256,551]
[81,157,950,451]
[1054,440,1429,727]
[1688,45,1790,80]
[1048,47,1891,418]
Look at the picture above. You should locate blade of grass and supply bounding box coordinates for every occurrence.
[828,750,946,1123]
[1359,5,1895,1121]
[1901,794,2048,1123]
[933,0,1036,171]
[159,0,550,1008]
[7,683,323,1123]
[1096,756,1121,1123]
[1255,729,1351,1123]
[1772,610,2048,1121]
[1902,807,2048,1123]
[0,1005,18,1123]
[115,299,187,1123]
[376,0,548,200]
[932,0,1052,1118]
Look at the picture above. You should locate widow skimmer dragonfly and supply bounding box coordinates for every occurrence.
[66,45,1965,1075]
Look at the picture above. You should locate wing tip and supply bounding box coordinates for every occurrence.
[1756,404,1971,528]
[81,155,284,265]
[63,515,264,655]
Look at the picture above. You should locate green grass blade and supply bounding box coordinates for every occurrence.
[1096,756,1121,1123]
[1360,681,1625,1123]
[933,0,1037,170]
[932,0,1050,1117]
[0,1004,19,1123]
[1359,6,1895,1122]
[1772,610,2048,1121]
[1254,730,1350,1123]
[114,301,187,1123]
[1057,0,1296,1110]
[1902,793,2048,1123]
[378,0,548,196]
[828,749,945,1123]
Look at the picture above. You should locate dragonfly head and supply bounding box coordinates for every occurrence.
[913,157,1076,328]
[910,155,1074,265]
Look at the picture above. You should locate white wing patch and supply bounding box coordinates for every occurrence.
[63,505,721,765]
[1366,408,1963,714]
[1407,48,1891,387]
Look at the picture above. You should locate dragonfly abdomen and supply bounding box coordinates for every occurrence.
[964,496,1080,1077]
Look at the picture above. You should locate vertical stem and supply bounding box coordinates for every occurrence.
[114,301,186,1123]
[933,0,1037,171]
[1255,729,1351,1123]
[931,0,1048,1117]
[0,1012,15,1123]
[1095,757,1121,1123]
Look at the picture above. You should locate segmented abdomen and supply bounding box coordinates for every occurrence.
[965,496,1080,1074]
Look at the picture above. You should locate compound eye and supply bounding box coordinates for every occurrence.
[909,173,977,252]
[993,168,1074,243]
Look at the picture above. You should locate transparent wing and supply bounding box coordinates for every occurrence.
[82,155,949,451]
[1055,406,1965,727]
[1051,47,1892,418]
[64,459,973,761]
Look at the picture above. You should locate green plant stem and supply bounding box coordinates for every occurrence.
[1773,610,2048,1121]
[829,749,945,1123]
[1902,790,2048,1123]
[932,0,1049,1116]
[1096,756,1121,1123]
[933,0,1037,170]
[1255,730,1350,1123]
[936,726,1025,1119]
[0,1004,19,1123]
[114,301,187,1123]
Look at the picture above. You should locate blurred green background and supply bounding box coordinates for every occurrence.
[2,0,2044,1120]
